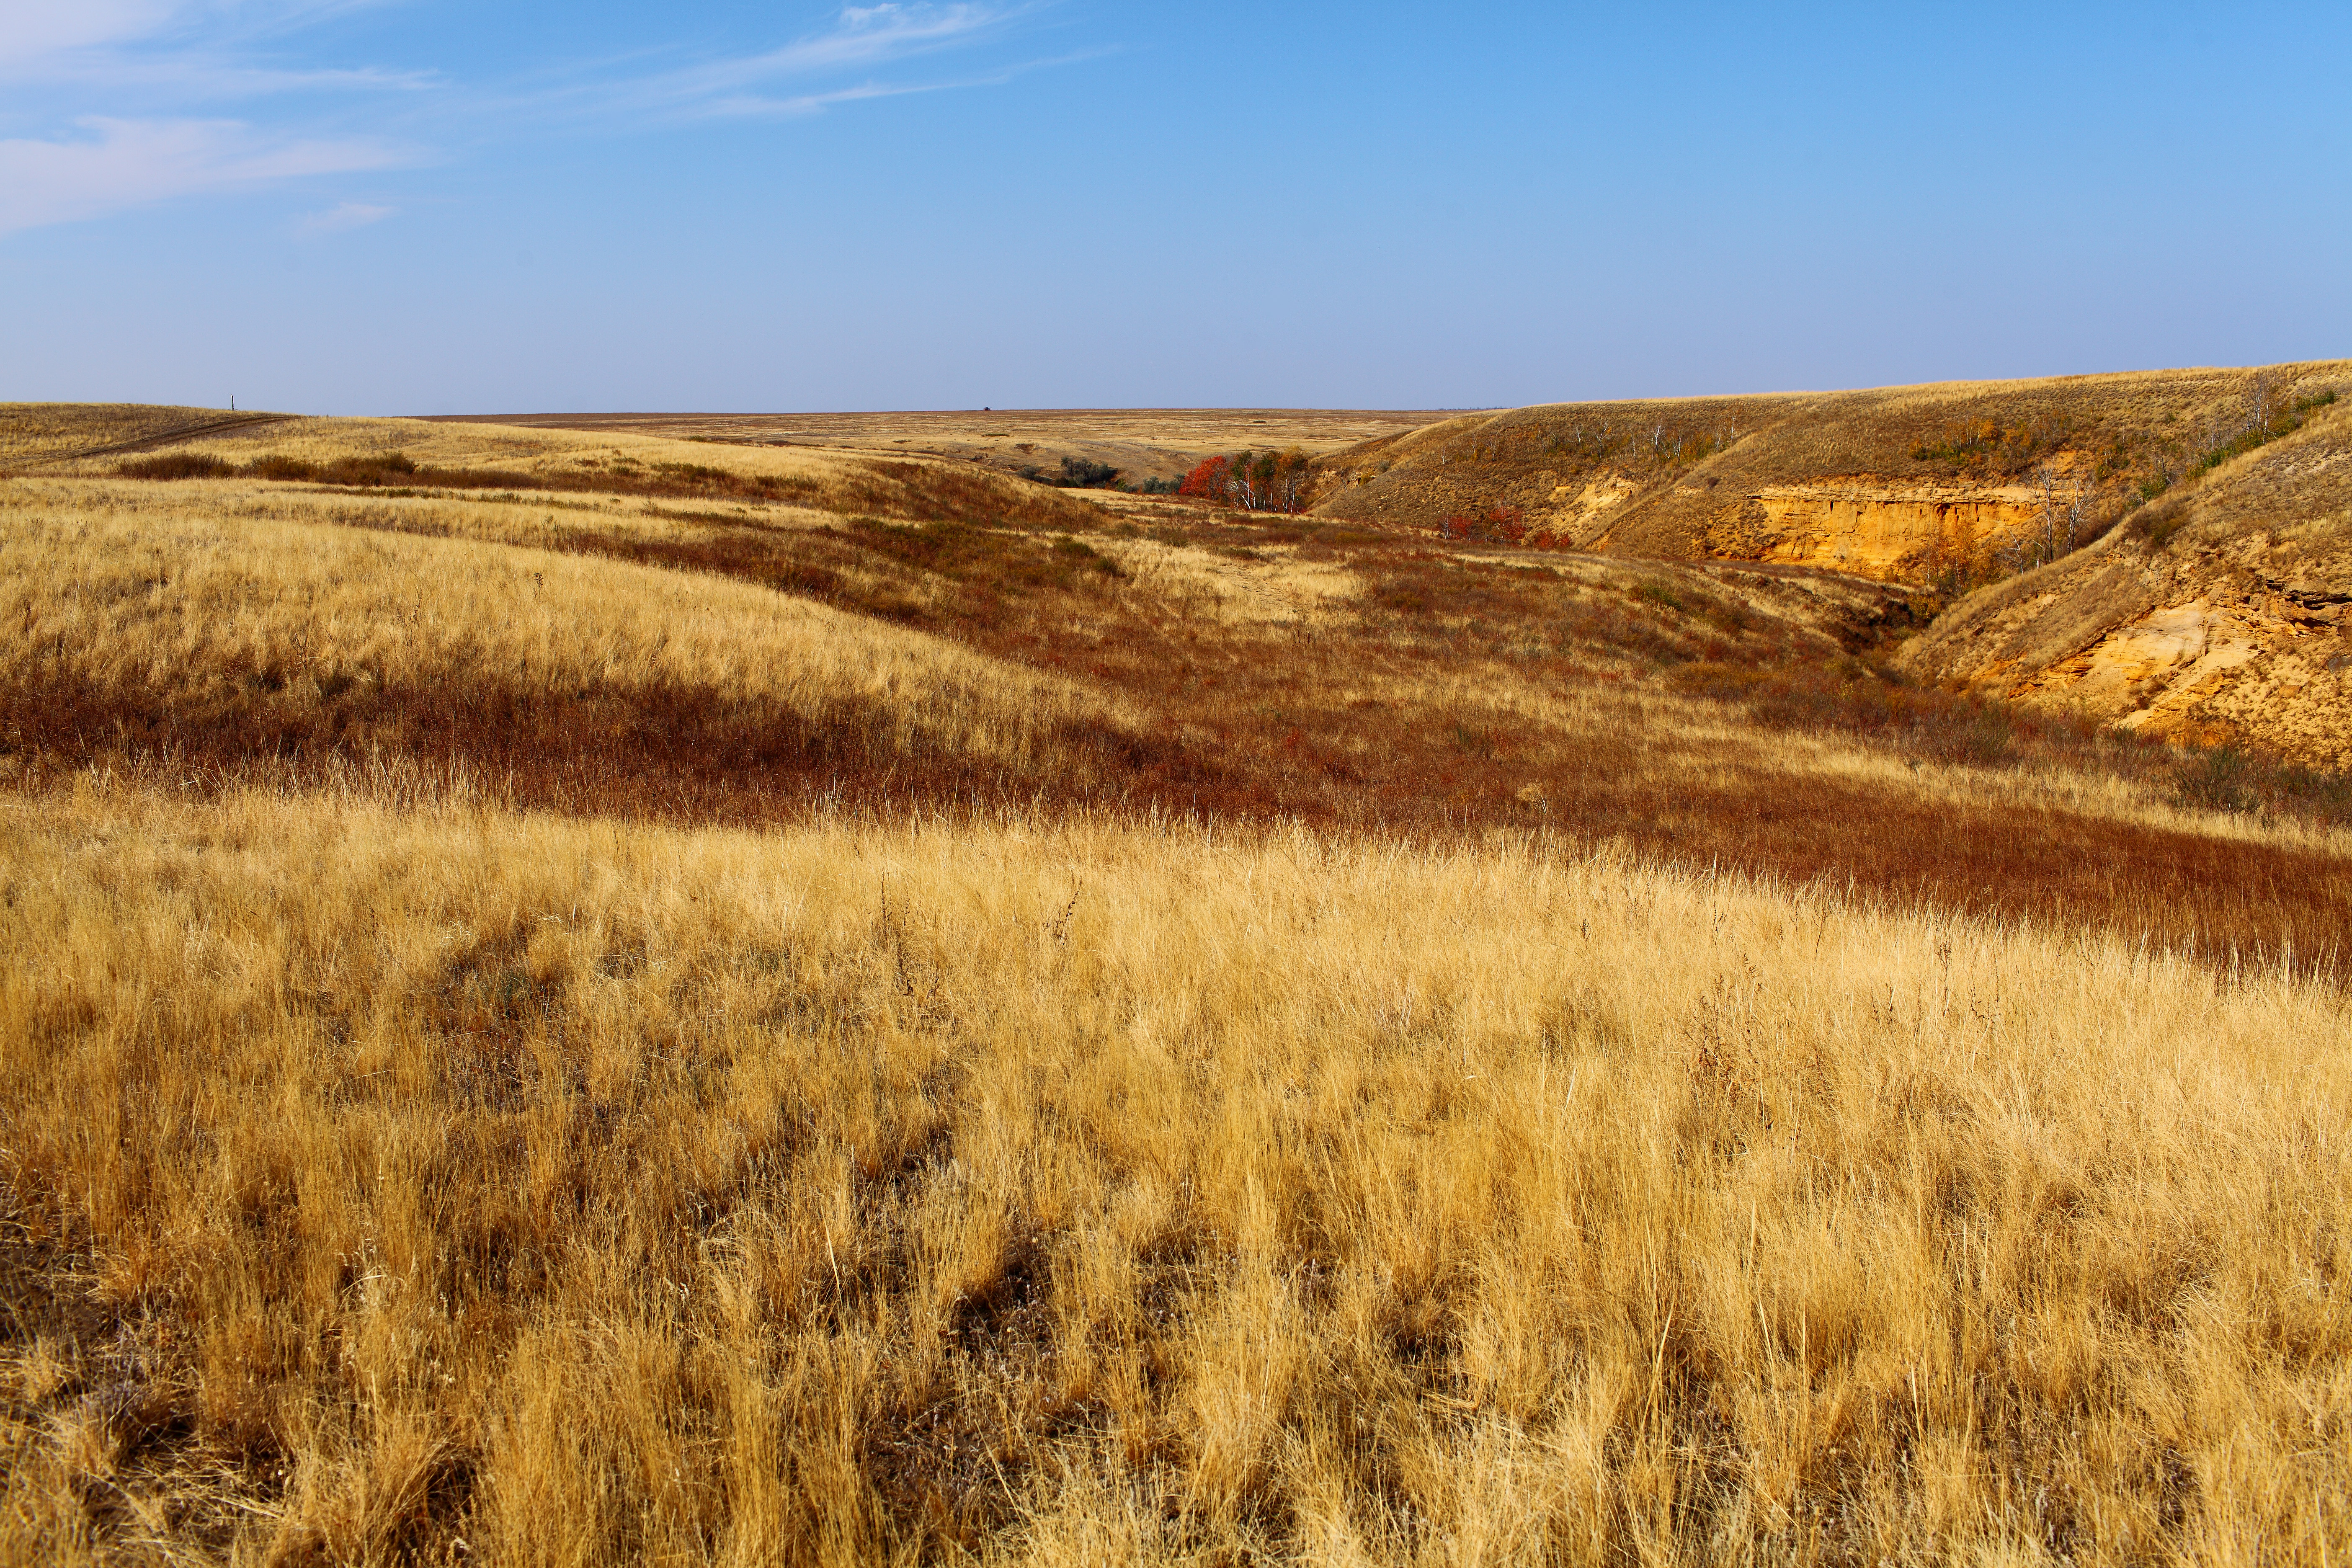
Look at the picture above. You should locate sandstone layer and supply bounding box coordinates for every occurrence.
[1900,404,2352,769]
[1743,484,2047,577]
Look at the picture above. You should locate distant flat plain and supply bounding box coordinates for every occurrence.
[420,407,1476,483]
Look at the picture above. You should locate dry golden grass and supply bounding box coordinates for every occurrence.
[3,787,2348,1564]
[70,417,790,481]
[442,409,1468,489]
[0,480,1157,813]
[27,413,1109,539]
[12,442,2352,945]
[5,404,2352,1562]
[0,404,282,467]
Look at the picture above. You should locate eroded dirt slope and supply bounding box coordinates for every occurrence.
[1901,402,2352,768]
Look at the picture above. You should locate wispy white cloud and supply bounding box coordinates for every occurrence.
[0,3,1075,234]
[0,1,187,72]
[0,117,410,234]
[696,44,1111,122]
[0,0,430,93]
[23,56,439,98]
[688,4,1015,87]
[700,80,943,121]
[509,4,1037,124]
[296,198,393,234]
[0,2,426,231]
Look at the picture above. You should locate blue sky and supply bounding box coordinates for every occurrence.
[3,2,2347,413]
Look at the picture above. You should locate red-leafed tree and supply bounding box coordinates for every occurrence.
[1176,454,1233,501]
[1176,449,1315,513]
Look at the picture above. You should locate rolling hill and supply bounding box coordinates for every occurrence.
[1313,363,2348,580]
[424,407,1465,488]
[1310,361,2352,774]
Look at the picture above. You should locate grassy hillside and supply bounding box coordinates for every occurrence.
[1315,364,2351,588]
[6,415,2344,948]
[0,486,1161,817]
[0,403,292,467]
[26,411,1111,532]
[3,404,2349,1563]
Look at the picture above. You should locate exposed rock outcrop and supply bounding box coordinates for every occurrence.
[1685,481,2051,578]
[1900,405,2352,768]
[1542,473,1644,546]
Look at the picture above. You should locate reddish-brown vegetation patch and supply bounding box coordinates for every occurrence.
[14,482,2352,967]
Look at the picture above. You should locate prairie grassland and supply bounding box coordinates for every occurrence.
[2,786,2347,1564]
[27,415,1108,536]
[0,485,1178,818]
[5,408,2352,1562]
[8,462,2352,956]
[39,416,823,480]
[435,408,1467,488]
[0,405,278,467]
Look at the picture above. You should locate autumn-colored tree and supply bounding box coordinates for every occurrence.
[1175,454,1232,501]
[1176,448,1315,513]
